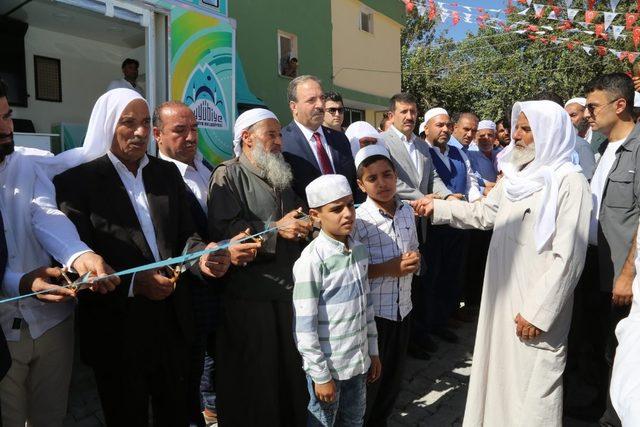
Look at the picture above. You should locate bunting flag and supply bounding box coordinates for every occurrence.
[613,25,625,39]
[441,9,451,22]
[634,26,640,48]
[548,9,559,19]
[629,52,638,63]
[568,8,580,21]
[609,0,621,12]
[563,0,573,8]
[463,12,473,23]
[597,45,608,56]
[587,0,595,10]
[452,10,460,25]
[533,3,545,18]
[559,20,573,30]
[518,7,531,15]
[526,0,533,5]
[585,10,597,24]
[595,23,604,38]
[604,12,617,31]
[626,13,639,31]
[582,44,593,54]
[567,40,576,50]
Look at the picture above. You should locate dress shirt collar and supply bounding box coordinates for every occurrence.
[361,196,403,219]
[158,150,204,177]
[294,119,323,142]
[390,124,416,144]
[318,230,353,254]
[107,151,149,176]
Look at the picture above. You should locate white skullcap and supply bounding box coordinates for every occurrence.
[418,122,426,135]
[345,121,380,157]
[305,174,352,208]
[354,144,391,170]
[564,97,586,108]
[635,92,640,108]
[233,108,279,157]
[478,120,496,131]
[424,107,449,125]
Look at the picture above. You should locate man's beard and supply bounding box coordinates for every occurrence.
[575,120,590,135]
[0,134,15,161]
[511,142,536,170]
[252,142,293,191]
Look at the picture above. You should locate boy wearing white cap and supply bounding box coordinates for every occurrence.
[352,145,420,425]
[293,174,381,426]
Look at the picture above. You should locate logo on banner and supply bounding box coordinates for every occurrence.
[184,64,228,130]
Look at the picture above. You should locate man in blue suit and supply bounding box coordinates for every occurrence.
[281,75,361,203]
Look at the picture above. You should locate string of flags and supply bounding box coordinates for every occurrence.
[401,0,640,63]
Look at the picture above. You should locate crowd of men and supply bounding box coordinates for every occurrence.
[0,70,639,427]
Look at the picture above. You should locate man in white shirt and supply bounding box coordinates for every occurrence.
[106,58,144,97]
[0,80,118,426]
[449,112,479,153]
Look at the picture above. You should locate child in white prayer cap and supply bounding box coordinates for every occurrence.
[292,174,381,427]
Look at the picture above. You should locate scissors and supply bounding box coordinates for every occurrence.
[59,269,93,293]
[167,242,193,289]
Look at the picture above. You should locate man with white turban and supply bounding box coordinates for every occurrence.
[0,81,119,426]
[344,120,383,158]
[53,88,231,425]
[416,100,591,426]
[208,108,313,426]
[565,96,606,155]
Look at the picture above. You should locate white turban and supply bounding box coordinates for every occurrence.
[499,100,582,253]
[478,120,496,131]
[233,108,279,157]
[424,108,449,125]
[38,88,146,179]
[635,92,640,108]
[418,122,426,136]
[345,121,381,158]
[305,174,352,208]
[564,97,586,108]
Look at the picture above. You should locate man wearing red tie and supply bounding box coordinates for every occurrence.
[281,75,361,205]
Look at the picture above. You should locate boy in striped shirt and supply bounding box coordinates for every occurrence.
[293,174,381,427]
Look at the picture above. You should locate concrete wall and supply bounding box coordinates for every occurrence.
[331,0,402,100]
[12,26,143,133]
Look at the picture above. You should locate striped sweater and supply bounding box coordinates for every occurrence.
[292,231,378,384]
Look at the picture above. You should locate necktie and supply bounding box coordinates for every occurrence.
[312,132,334,175]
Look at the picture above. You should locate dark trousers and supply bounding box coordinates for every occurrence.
[188,331,217,427]
[365,314,411,427]
[420,225,468,333]
[216,296,308,427]
[93,346,190,427]
[462,230,491,309]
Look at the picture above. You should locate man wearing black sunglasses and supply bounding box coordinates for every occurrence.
[323,91,345,132]
[578,73,640,427]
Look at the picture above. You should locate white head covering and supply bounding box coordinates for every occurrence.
[634,92,640,108]
[499,100,582,253]
[305,174,352,208]
[233,108,279,157]
[38,88,146,178]
[424,108,449,125]
[418,122,426,135]
[345,121,381,158]
[564,97,586,108]
[478,120,496,131]
[354,144,390,170]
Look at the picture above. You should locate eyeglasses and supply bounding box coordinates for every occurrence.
[585,99,618,115]
[326,107,344,115]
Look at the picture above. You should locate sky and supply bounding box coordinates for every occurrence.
[431,0,510,41]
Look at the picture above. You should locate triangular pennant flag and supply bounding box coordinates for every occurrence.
[568,9,580,21]
[628,52,638,63]
[526,0,533,5]
[548,10,558,20]
[609,48,621,58]
[440,12,449,22]
[582,45,593,55]
[463,12,472,23]
[437,1,445,8]
[634,26,640,48]
[604,12,618,30]
[626,13,639,30]
[514,29,527,34]
[416,4,427,16]
[518,7,530,15]
[585,10,597,24]
[595,23,604,37]
[583,30,595,34]
[462,5,472,11]
[452,11,460,25]
[533,3,545,18]
[597,46,608,56]
[613,25,624,39]
[610,0,621,12]
[563,0,573,7]
[540,25,554,30]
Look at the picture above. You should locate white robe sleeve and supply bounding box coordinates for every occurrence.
[520,173,591,332]
[431,179,503,230]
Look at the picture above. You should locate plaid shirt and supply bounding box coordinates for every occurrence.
[354,197,419,321]
[293,231,378,383]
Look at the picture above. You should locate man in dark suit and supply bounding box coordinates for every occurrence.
[281,75,361,203]
[54,93,231,426]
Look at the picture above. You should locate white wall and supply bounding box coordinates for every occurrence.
[12,26,145,133]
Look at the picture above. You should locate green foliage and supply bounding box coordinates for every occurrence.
[402,1,636,121]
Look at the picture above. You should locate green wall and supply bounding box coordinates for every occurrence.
[229,0,334,124]
[361,0,405,25]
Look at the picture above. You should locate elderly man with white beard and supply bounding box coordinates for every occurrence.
[209,109,313,426]
[414,100,591,426]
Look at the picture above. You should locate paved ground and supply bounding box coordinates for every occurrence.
[64,319,599,426]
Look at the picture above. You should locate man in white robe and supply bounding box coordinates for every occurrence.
[415,100,591,426]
